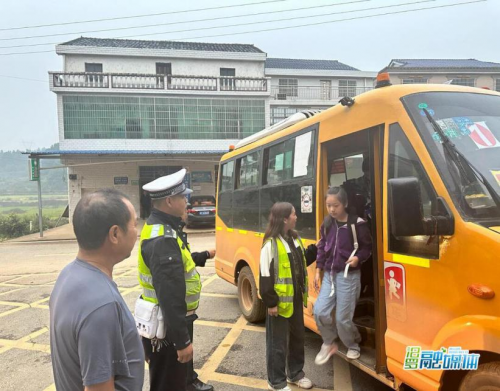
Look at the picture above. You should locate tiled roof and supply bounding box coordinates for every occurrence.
[382,59,500,72]
[59,37,264,54]
[266,58,358,71]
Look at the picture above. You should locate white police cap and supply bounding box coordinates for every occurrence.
[142,168,192,200]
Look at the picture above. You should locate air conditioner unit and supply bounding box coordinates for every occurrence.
[277,93,287,100]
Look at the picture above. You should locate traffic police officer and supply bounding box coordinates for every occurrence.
[138,169,213,391]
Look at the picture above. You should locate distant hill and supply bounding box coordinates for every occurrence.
[0,144,67,195]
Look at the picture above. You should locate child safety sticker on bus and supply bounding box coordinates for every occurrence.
[468,122,500,149]
[301,186,313,214]
[491,170,500,187]
[384,262,407,322]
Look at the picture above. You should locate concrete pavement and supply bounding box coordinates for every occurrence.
[0,234,393,391]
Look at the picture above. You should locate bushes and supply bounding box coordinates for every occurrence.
[0,213,68,240]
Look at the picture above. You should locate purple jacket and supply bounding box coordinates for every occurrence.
[316,216,372,273]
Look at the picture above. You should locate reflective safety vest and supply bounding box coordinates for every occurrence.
[138,223,201,311]
[266,235,309,318]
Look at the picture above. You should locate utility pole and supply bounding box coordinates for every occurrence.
[29,157,43,237]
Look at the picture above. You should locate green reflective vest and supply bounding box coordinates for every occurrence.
[138,223,201,311]
[266,235,309,318]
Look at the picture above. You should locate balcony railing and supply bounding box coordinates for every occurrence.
[51,72,269,92]
[271,85,373,101]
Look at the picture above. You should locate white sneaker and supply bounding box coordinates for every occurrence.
[346,349,361,360]
[268,385,291,391]
[314,343,338,365]
[287,376,313,389]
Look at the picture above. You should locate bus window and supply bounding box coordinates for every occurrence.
[218,161,234,228]
[236,151,260,189]
[220,161,234,192]
[234,151,261,232]
[388,123,439,258]
[260,129,317,238]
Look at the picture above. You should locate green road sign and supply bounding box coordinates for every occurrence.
[29,158,40,181]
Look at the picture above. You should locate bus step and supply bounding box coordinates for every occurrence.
[354,315,376,349]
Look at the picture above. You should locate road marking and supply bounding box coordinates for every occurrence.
[201,292,238,299]
[42,384,56,391]
[199,315,247,375]
[202,274,219,288]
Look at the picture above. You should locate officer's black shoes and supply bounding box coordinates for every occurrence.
[187,378,214,391]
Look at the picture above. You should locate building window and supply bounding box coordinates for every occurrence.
[278,79,298,97]
[339,80,357,96]
[85,63,103,73]
[220,68,236,91]
[62,95,265,140]
[236,151,260,189]
[450,78,475,87]
[402,78,428,84]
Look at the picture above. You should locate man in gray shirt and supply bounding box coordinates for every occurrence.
[50,189,144,391]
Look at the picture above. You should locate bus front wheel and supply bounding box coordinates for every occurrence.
[237,266,266,322]
[459,361,500,391]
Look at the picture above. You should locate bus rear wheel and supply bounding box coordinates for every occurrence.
[237,266,266,323]
[459,361,500,391]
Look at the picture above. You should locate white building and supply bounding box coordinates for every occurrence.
[34,37,375,219]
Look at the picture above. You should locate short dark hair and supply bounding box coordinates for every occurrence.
[73,189,132,250]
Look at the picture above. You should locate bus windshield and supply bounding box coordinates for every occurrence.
[402,92,500,220]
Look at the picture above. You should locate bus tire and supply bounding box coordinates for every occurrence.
[459,361,500,391]
[237,266,265,322]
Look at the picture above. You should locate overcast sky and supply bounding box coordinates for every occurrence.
[0,0,498,151]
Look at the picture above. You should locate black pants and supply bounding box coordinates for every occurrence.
[143,337,187,391]
[186,313,199,386]
[266,295,305,389]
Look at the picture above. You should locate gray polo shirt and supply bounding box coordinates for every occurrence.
[50,259,144,391]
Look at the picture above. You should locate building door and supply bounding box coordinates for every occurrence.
[320,80,331,100]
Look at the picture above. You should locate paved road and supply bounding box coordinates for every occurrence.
[0,233,394,391]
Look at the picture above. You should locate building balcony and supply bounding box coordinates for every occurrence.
[49,72,270,96]
[270,85,374,103]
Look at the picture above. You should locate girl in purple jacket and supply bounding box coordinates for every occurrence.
[313,187,372,364]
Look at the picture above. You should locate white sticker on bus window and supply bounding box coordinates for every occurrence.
[275,154,284,171]
[293,132,312,177]
[468,122,500,149]
[301,186,313,213]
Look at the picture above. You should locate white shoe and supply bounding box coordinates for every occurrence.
[288,376,313,389]
[268,385,291,391]
[314,343,338,365]
[346,349,360,360]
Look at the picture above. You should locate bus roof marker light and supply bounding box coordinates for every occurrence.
[229,145,235,151]
[376,72,392,88]
[340,96,355,107]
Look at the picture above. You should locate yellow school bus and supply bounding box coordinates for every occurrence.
[214,76,500,390]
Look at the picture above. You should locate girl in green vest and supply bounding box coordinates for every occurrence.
[259,202,317,391]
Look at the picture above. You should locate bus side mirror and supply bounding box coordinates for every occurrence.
[388,177,454,237]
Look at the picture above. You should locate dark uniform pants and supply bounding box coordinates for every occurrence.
[186,313,199,385]
[143,337,187,391]
[265,294,305,389]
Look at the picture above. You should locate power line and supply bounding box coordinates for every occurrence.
[0,74,47,83]
[0,0,487,56]
[0,0,289,32]
[174,0,485,42]
[0,0,438,51]
[0,0,369,45]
